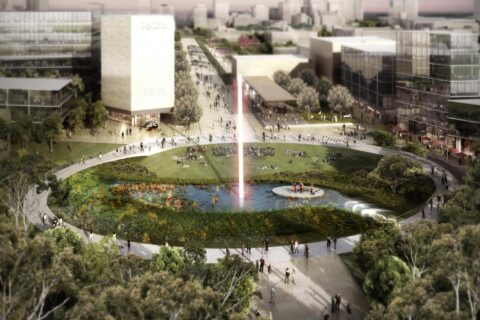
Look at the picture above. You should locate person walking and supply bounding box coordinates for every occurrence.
[290,240,294,254]
[336,294,342,311]
[291,268,296,284]
[127,239,131,252]
[285,268,290,284]
[267,264,272,274]
[333,237,337,250]
[326,238,331,249]
[260,257,265,273]
[265,240,269,252]
[270,287,275,304]
[331,296,335,313]
[294,241,299,254]
[255,260,259,273]
[304,243,309,259]
[422,208,425,219]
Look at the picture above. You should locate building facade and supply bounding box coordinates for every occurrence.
[214,0,229,23]
[0,77,72,122]
[101,15,175,120]
[396,30,480,151]
[252,4,269,21]
[341,41,396,122]
[0,11,100,94]
[192,4,208,29]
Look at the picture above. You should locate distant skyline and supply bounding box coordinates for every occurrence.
[51,0,474,14]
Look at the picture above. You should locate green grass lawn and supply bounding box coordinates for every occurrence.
[134,143,381,183]
[12,141,122,166]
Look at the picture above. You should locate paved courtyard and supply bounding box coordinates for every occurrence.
[252,254,369,320]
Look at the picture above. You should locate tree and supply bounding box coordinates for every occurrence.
[298,69,319,87]
[175,49,190,73]
[66,101,86,130]
[439,186,480,227]
[70,74,84,98]
[86,100,108,130]
[400,221,453,283]
[368,155,425,194]
[353,222,402,272]
[318,26,332,37]
[0,172,36,232]
[41,112,63,153]
[296,86,320,113]
[315,78,333,109]
[363,256,412,306]
[175,95,202,130]
[369,130,397,147]
[287,78,307,96]
[9,116,33,148]
[0,117,9,140]
[150,246,186,274]
[327,85,354,115]
[465,161,480,190]
[45,227,84,254]
[273,70,291,89]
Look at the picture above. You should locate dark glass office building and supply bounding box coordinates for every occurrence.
[0,11,100,94]
[396,30,479,150]
[341,41,397,122]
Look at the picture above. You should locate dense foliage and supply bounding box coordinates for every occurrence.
[368,130,397,148]
[354,162,480,319]
[0,214,257,319]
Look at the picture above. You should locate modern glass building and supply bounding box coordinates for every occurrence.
[341,40,396,122]
[447,99,480,150]
[396,30,480,150]
[0,77,72,122]
[0,11,100,94]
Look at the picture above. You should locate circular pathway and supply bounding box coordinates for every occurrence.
[24,132,456,264]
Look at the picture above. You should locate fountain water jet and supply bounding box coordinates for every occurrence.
[236,74,245,208]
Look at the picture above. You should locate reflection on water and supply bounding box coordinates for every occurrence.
[130,183,392,219]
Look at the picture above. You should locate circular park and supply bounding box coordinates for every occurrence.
[47,142,436,248]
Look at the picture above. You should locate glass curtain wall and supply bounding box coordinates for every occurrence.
[396,31,479,138]
[341,46,396,122]
[0,12,99,93]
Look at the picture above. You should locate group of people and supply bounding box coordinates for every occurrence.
[289,240,310,258]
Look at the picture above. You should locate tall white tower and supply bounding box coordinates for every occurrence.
[214,0,230,23]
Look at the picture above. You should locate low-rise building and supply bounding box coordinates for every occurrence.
[310,36,391,84]
[0,77,72,122]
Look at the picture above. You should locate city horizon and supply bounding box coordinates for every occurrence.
[49,0,474,14]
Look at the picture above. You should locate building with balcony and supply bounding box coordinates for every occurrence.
[0,11,100,94]
[0,77,72,122]
[341,40,396,122]
[396,30,480,151]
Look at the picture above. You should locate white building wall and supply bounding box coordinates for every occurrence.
[193,4,208,29]
[101,15,175,114]
[214,0,229,22]
[101,15,132,111]
[252,4,269,21]
[233,55,308,79]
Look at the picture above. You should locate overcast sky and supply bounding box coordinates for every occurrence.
[51,0,474,13]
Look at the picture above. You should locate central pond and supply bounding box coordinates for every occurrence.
[126,183,393,219]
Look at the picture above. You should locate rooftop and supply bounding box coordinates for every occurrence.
[343,41,396,54]
[0,77,71,91]
[243,76,295,103]
[233,54,308,62]
[312,36,387,44]
[448,98,480,107]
